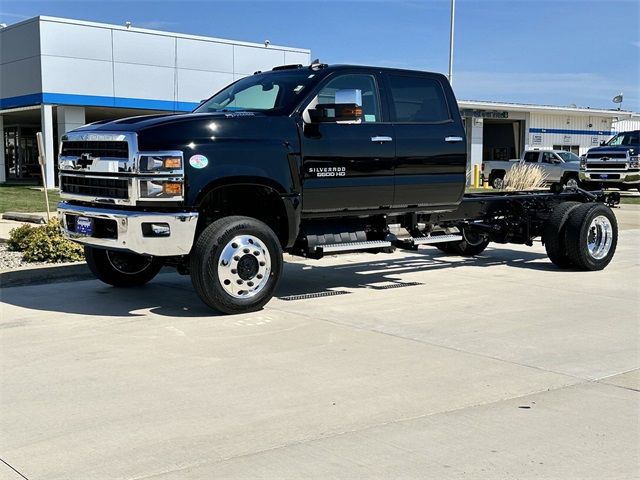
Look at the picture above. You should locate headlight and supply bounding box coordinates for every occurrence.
[630,156,639,169]
[139,154,183,172]
[139,179,183,199]
[580,156,587,170]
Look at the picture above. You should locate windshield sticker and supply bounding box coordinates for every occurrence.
[189,154,209,169]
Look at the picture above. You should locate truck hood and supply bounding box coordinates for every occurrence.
[588,145,638,156]
[75,111,268,133]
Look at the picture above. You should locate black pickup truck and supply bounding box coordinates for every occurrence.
[58,63,620,313]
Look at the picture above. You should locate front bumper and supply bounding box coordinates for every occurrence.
[580,170,640,185]
[58,202,198,256]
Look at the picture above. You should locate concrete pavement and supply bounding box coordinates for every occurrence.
[1,204,638,479]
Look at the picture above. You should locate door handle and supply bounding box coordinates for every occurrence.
[445,136,464,142]
[371,136,393,143]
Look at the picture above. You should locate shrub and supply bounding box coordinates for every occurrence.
[503,163,548,191]
[20,218,84,263]
[7,223,36,251]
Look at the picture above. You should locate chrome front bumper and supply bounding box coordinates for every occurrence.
[580,170,640,184]
[58,202,198,256]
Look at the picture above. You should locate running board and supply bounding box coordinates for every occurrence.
[316,240,392,254]
[397,234,463,247]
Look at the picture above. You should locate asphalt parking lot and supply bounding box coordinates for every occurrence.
[1,205,639,479]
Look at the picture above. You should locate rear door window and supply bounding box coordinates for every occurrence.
[387,75,451,123]
[524,152,539,163]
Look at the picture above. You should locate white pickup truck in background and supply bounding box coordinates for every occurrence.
[482,149,581,189]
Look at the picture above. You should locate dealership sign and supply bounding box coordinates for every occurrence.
[460,109,509,119]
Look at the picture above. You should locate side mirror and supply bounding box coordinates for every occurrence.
[309,103,363,123]
[600,141,606,146]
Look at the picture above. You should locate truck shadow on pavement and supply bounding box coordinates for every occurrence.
[2,245,561,319]
[276,245,558,298]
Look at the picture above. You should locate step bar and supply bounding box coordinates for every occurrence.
[407,234,463,245]
[316,240,392,254]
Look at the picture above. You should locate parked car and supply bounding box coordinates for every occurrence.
[580,130,640,192]
[482,149,581,189]
[57,63,619,314]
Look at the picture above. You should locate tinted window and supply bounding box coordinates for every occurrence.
[388,75,450,122]
[524,152,539,163]
[312,74,380,122]
[607,131,640,146]
[541,152,555,163]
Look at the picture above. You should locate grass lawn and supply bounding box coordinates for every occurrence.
[0,184,61,213]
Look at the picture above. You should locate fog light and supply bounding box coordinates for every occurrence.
[142,222,171,237]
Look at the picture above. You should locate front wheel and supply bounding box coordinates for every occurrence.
[190,216,283,314]
[85,246,163,287]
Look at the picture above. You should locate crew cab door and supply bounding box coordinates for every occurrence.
[299,73,395,213]
[384,72,466,207]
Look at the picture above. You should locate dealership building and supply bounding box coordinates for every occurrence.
[1,16,639,187]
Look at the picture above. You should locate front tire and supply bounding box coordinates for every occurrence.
[190,216,283,314]
[85,246,163,287]
[564,203,618,271]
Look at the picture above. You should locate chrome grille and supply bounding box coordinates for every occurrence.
[60,176,129,199]
[586,163,627,170]
[60,141,129,159]
[586,152,627,160]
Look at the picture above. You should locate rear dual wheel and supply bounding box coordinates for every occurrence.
[544,202,617,270]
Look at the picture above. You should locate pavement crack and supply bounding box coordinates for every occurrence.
[0,457,29,480]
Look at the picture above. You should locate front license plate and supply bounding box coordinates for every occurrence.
[75,216,93,235]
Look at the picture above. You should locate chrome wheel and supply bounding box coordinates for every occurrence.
[217,235,271,298]
[586,215,613,260]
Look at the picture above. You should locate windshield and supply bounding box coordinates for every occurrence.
[556,151,580,162]
[606,131,640,146]
[193,70,321,115]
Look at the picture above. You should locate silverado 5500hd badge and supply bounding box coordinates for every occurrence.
[307,167,346,177]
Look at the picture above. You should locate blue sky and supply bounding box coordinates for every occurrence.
[2,0,639,110]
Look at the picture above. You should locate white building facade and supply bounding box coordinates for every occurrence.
[459,101,640,182]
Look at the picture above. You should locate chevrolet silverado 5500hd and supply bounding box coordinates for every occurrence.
[58,63,620,314]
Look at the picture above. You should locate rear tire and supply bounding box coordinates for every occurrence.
[562,175,579,190]
[490,174,505,190]
[543,201,581,268]
[564,203,617,271]
[190,216,283,314]
[85,246,162,287]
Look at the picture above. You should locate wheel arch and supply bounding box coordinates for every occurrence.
[194,177,300,248]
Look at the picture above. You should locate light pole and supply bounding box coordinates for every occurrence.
[448,0,456,85]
